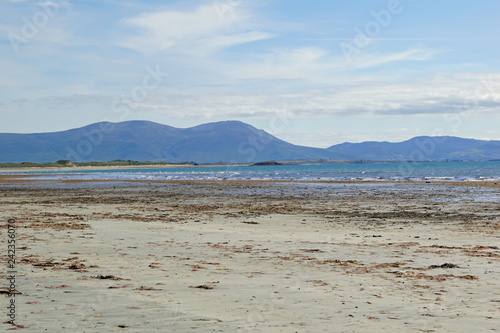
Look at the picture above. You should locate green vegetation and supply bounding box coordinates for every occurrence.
[0,159,189,169]
[74,160,177,167]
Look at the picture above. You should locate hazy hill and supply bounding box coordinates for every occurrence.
[1,120,499,163]
[327,136,500,161]
[0,120,338,163]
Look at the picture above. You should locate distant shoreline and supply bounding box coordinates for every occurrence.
[2,158,499,172]
[0,163,239,173]
[1,159,499,176]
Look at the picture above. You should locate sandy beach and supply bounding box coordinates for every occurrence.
[1,179,499,332]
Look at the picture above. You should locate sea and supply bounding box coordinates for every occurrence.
[2,160,500,182]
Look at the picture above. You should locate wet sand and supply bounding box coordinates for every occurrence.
[1,180,499,332]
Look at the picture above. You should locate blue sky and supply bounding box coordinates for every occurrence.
[1,0,500,147]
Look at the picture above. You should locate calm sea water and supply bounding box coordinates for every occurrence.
[3,160,500,182]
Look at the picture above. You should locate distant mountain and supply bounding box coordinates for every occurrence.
[0,120,338,163]
[0,121,499,163]
[327,136,500,161]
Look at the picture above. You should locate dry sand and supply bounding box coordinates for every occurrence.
[1,179,499,332]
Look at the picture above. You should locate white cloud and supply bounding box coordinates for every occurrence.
[37,0,70,8]
[229,47,329,80]
[347,48,434,69]
[4,73,500,145]
[120,3,273,55]
[8,72,500,123]
[0,0,71,49]
[222,47,434,81]
[107,73,500,120]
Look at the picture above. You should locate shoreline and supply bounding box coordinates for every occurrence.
[0,163,255,173]
[1,159,499,174]
[0,174,499,188]
[0,164,202,173]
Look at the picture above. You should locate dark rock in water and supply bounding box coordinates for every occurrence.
[251,161,282,166]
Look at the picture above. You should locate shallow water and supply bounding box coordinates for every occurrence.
[2,179,497,204]
[2,160,500,182]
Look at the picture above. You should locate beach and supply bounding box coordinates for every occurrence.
[1,179,499,332]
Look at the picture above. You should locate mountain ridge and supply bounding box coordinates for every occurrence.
[327,135,500,161]
[0,120,499,163]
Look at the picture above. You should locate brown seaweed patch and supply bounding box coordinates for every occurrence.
[189,281,219,290]
[390,271,477,281]
[371,262,407,269]
[300,248,324,253]
[91,274,125,280]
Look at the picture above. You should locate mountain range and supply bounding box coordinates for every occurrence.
[0,120,499,163]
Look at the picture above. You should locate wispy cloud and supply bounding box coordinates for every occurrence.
[293,38,500,41]
[223,47,434,81]
[227,47,329,80]
[348,48,434,69]
[120,3,273,55]
[16,73,498,123]
[87,73,500,120]
[1,0,500,144]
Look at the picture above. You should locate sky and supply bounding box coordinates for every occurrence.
[1,0,500,148]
